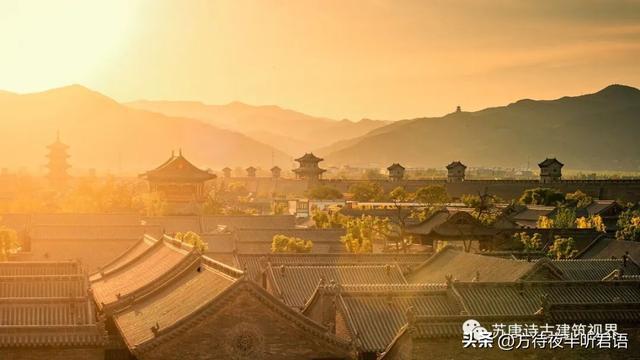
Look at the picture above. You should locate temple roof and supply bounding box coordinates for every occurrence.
[538,157,564,167]
[387,163,405,171]
[304,283,457,352]
[408,247,544,283]
[90,235,199,312]
[453,280,640,316]
[114,256,241,350]
[29,224,162,241]
[550,258,640,280]
[0,260,81,276]
[270,166,281,171]
[446,161,466,170]
[295,152,323,163]
[141,152,216,182]
[113,256,350,356]
[236,253,431,281]
[265,263,407,309]
[0,261,106,348]
[406,210,497,236]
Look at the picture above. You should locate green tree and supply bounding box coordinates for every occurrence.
[341,215,392,253]
[564,190,592,209]
[554,207,577,228]
[414,185,449,204]
[575,215,606,232]
[0,226,20,261]
[547,236,577,259]
[519,188,565,206]
[271,234,313,253]
[461,191,501,226]
[616,209,640,241]
[349,182,386,202]
[306,185,344,200]
[514,232,542,252]
[312,210,346,229]
[175,231,207,252]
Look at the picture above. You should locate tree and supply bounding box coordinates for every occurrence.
[514,232,542,252]
[272,202,289,215]
[461,191,501,226]
[575,215,606,232]
[616,209,640,241]
[306,185,343,200]
[519,188,565,206]
[554,207,577,228]
[565,190,592,209]
[0,226,19,261]
[547,236,577,259]
[175,231,207,252]
[132,191,168,216]
[341,215,392,253]
[537,216,554,229]
[312,210,346,229]
[271,234,313,253]
[414,185,449,204]
[348,182,386,202]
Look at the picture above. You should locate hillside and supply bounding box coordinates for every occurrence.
[126,100,389,154]
[0,85,291,174]
[322,85,640,171]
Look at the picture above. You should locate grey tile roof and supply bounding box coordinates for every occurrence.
[266,264,407,309]
[550,259,640,280]
[408,247,537,283]
[453,280,640,316]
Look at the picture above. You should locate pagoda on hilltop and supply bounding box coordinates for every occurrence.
[141,150,216,204]
[46,132,71,187]
[293,153,326,182]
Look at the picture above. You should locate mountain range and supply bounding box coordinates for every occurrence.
[1,84,638,174]
[127,100,389,155]
[320,84,640,171]
[0,85,292,174]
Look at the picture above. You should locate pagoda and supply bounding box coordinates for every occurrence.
[141,150,216,203]
[46,132,71,187]
[293,153,326,182]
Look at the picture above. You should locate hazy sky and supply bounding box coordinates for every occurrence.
[1,0,639,120]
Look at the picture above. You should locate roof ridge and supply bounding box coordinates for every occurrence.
[90,235,162,280]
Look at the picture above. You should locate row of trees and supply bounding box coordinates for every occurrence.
[513,232,578,260]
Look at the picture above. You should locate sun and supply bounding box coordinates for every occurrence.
[0,0,136,93]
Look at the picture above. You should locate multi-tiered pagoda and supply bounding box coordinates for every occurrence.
[46,132,70,187]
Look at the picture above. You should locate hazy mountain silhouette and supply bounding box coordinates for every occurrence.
[126,100,389,154]
[0,85,291,174]
[322,85,640,171]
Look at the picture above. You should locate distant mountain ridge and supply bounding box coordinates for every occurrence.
[126,100,390,155]
[321,84,640,171]
[0,85,291,173]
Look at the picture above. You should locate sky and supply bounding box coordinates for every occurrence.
[1,0,639,120]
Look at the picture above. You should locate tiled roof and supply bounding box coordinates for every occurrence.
[406,210,497,236]
[547,303,640,324]
[114,258,350,356]
[453,280,640,316]
[0,275,87,298]
[29,224,162,240]
[0,260,81,276]
[30,213,142,226]
[114,256,240,348]
[408,247,537,283]
[202,233,236,253]
[90,235,158,281]
[585,200,621,216]
[202,215,296,231]
[142,215,202,234]
[90,236,199,311]
[235,228,345,243]
[0,261,105,347]
[446,161,466,170]
[577,237,640,261]
[236,253,431,281]
[332,284,458,352]
[538,158,563,167]
[266,264,407,309]
[295,152,323,163]
[142,153,216,182]
[550,259,640,280]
